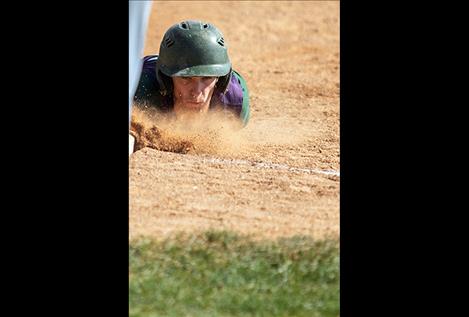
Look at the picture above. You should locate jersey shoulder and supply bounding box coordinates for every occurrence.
[134,55,171,111]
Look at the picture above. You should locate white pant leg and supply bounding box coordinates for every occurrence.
[129,0,152,125]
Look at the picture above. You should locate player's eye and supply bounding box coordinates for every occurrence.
[202,76,217,83]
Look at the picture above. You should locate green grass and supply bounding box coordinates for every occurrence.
[129,231,339,317]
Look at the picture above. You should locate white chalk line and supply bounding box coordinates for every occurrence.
[200,157,340,178]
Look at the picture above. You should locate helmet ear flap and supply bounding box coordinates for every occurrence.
[216,69,232,94]
[156,67,173,96]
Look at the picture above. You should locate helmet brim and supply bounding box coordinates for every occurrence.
[167,63,231,77]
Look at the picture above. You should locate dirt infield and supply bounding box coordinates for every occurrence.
[129,1,339,241]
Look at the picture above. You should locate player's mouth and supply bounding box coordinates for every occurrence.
[184,101,204,109]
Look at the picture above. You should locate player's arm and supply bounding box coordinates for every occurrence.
[232,70,250,127]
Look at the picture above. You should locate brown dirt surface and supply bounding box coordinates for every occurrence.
[130,1,339,241]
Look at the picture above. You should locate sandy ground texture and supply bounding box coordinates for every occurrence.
[130,1,339,241]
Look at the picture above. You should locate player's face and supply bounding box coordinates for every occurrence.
[172,76,218,115]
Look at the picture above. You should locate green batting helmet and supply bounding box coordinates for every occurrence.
[155,20,232,95]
